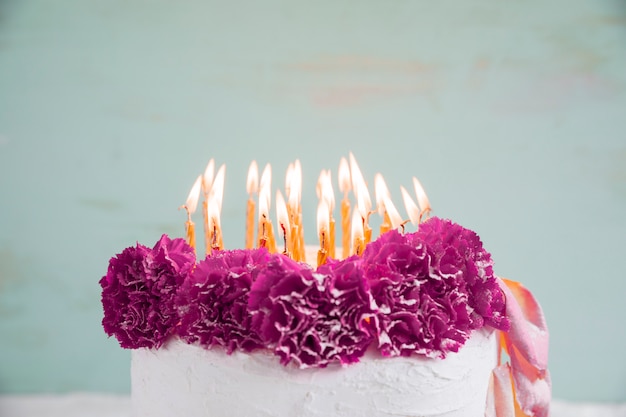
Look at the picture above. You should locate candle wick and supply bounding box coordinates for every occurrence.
[180,205,192,223]
[280,223,288,255]
[356,241,363,256]
[400,220,410,234]
[211,222,218,250]
[262,213,267,236]
[258,213,269,249]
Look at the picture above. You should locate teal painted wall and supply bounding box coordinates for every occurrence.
[1,0,625,402]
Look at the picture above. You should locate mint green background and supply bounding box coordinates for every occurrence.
[1,0,625,402]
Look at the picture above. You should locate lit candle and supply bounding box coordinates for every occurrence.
[351,208,365,256]
[246,161,259,249]
[180,175,202,253]
[375,173,392,235]
[258,164,271,248]
[357,187,372,244]
[400,185,420,227]
[294,160,305,262]
[258,185,271,250]
[317,170,336,259]
[266,216,278,254]
[412,177,432,223]
[349,153,373,244]
[329,212,336,259]
[207,198,222,252]
[258,164,277,253]
[284,163,295,256]
[276,190,291,256]
[202,159,215,255]
[207,165,226,253]
[287,161,303,261]
[338,157,351,259]
[317,199,330,266]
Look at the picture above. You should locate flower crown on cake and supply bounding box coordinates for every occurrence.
[100,154,550,417]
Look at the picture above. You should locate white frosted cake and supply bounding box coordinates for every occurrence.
[100,159,551,417]
[131,329,497,417]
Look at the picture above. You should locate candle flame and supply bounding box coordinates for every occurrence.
[183,175,202,215]
[260,163,272,192]
[294,160,303,200]
[316,170,324,199]
[208,197,221,229]
[383,195,403,230]
[348,152,366,197]
[356,180,372,220]
[412,177,431,216]
[317,170,335,211]
[211,164,226,213]
[374,173,390,216]
[317,199,330,238]
[276,189,290,237]
[246,160,259,195]
[338,157,351,194]
[288,161,302,209]
[294,159,302,180]
[351,208,364,251]
[400,186,420,226]
[259,186,270,221]
[202,159,215,196]
[349,153,371,218]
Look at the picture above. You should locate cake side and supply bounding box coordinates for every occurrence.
[131,328,498,417]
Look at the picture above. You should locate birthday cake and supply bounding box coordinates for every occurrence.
[100,157,551,417]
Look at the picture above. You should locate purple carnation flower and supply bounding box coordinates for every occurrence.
[413,217,509,332]
[249,254,375,368]
[176,248,270,353]
[316,256,376,364]
[100,234,195,349]
[364,219,509,359]
[362,229,444,357]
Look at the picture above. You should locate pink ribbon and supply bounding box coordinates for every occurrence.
[486,278,551,417]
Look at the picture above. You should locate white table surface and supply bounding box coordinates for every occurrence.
[1,394,625,417]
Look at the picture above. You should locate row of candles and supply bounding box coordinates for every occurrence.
[180,154,431,266]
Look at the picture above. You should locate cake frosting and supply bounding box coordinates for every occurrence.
[100,185,551,417]
[132,328,497,417]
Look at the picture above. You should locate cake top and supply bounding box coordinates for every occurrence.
[100,217,509,367]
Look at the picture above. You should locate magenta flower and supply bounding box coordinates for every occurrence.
[100,219,511,366]
[362,229,444,357]
[176,248,270,353]
[249,254,375,368]
[413,217,509,332]
[100,235,195,349]
[363,219,509,359]
[316,256,376,364]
